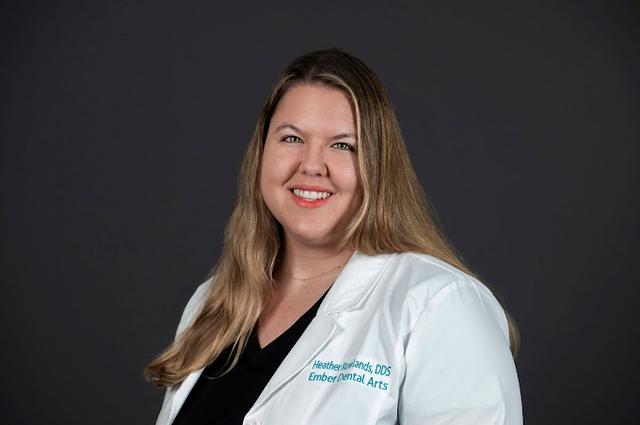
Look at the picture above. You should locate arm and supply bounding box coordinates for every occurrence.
[398,279,523,425]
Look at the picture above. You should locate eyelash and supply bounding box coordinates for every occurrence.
[281,135,355,152]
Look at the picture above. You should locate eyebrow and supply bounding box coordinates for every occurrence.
[274,122,356,141]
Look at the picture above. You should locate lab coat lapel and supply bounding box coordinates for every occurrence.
[247,310,340,412]
[166,366,205,424]
[246,251,396,414]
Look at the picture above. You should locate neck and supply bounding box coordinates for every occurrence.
[277,235,355,285]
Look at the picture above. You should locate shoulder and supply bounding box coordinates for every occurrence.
[395,253,522,423]
[390,251,470,293]
[173,275,215,338]
[384,252,509,340]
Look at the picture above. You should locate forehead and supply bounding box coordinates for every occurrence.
[270,83,356,133]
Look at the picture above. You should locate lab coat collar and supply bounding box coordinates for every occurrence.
[321,250,396,314]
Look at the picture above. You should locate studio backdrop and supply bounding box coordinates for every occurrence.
[1,1,638,424]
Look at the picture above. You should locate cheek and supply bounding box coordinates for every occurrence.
[336,158,361,191]
[260,144,294,194]
[338,160,363,207]
[260,144,279,182]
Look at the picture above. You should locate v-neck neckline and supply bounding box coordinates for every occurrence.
[252,287,330,352]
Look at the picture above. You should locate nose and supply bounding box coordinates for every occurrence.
[299,142,327,176]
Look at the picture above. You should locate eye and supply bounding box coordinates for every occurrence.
[332,142,355,152]
[282,135,302,143]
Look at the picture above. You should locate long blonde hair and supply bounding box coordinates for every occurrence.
[145,48,520,388]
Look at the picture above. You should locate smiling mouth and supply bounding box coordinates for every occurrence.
[290,188,334,201]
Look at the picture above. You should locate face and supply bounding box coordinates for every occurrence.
[260,83,363,248]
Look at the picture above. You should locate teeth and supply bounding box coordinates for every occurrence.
[293,189,332,200]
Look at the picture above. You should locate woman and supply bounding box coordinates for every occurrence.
[146,48,523,425]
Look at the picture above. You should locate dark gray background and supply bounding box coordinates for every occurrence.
[1,0,638,424]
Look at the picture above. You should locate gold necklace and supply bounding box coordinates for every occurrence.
[282,263,344,281]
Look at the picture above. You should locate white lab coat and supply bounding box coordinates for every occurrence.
[155,251,523,425]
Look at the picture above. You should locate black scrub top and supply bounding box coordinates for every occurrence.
[172,288,329,425]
